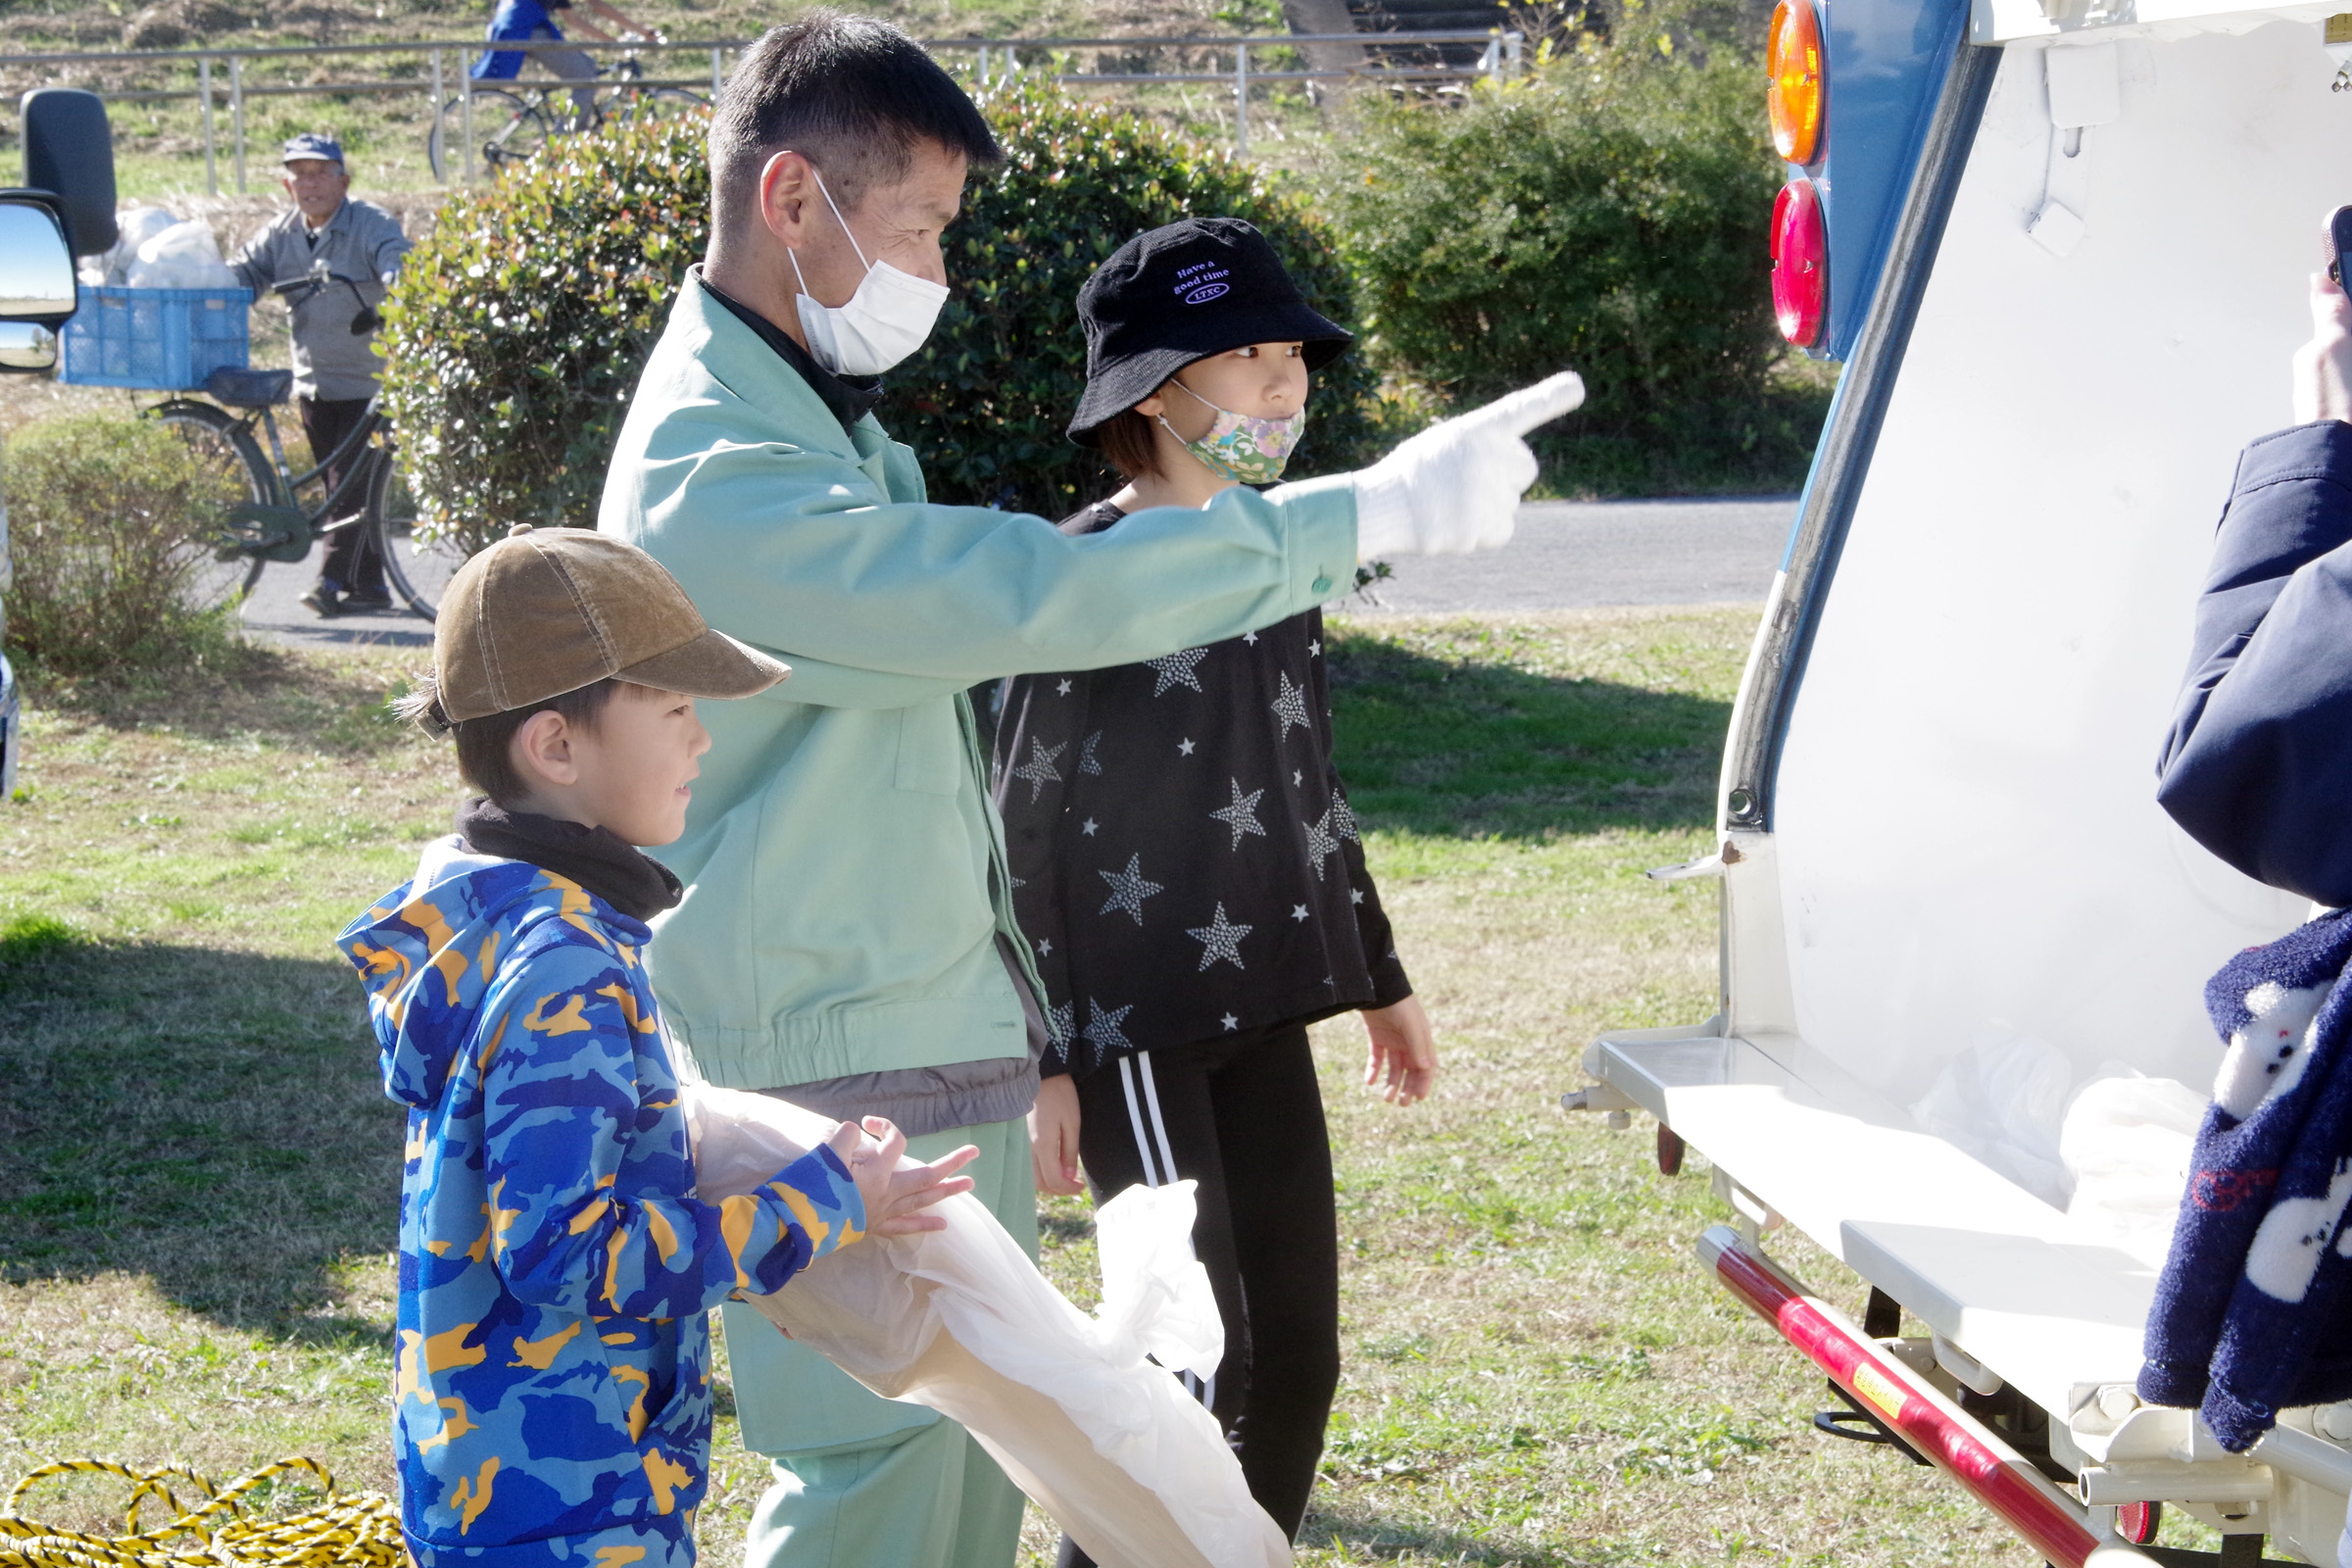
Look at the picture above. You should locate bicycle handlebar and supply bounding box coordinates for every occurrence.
[270,270,382,335]
[270,271,368,297]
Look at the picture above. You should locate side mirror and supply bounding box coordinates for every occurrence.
[0,321,57,373]
[20,88,116,257]
[0,196,76,324]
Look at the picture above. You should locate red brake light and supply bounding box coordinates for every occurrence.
[1771,178,1827,348]
[1768,0,1824,165]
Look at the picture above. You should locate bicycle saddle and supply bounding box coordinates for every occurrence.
[204,366,294,409]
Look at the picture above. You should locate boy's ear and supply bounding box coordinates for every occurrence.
[510,709,578,793]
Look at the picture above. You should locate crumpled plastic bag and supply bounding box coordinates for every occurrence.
[682,1083,1287,1568]
[1909,1027,2075,1205]
[2059,1068,2205,1268]
[83,207,180,283]
[1910,1032,2204,1262]
[1093,1182,1223,1382]
[123,218,238,290]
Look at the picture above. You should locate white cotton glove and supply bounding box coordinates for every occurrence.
[1351,371,1587,558]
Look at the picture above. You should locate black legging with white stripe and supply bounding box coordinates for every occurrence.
[1054,1024,1341,1568]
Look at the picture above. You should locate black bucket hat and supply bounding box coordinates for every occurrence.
[1066,217,1351,448]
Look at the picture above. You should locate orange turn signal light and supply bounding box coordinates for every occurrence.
[1768,0,1824,165]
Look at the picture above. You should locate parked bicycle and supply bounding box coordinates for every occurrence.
[427,50,708,180]
[150,268,465,620]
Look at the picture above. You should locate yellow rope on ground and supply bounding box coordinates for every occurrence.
[0,1460,401,1568]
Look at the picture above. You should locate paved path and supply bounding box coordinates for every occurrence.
[1345,496,1795,615]
[241,551,444,649]
[238,496,1798,650]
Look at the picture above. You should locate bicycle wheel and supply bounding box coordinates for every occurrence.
[617,87,710,125]
[148,400,270,613]
[430,89,550,181]
[365,446,466,620]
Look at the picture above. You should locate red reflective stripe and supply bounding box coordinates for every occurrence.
[1711,1244,2106,1568]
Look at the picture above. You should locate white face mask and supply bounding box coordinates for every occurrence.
[787,166,950,377]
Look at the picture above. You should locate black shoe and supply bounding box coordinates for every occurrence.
[341,590,394,613]
[299,583,344,617]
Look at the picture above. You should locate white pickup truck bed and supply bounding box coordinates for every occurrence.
[1586,11,2352,1560]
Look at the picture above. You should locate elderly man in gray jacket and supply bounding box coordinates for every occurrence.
[229,132,412,617]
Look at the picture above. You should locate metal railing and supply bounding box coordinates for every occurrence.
[0,27,1523,189]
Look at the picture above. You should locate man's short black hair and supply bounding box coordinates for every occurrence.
[710,11,1000,225]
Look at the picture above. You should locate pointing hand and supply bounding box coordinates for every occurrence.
[1352,371,1586,559]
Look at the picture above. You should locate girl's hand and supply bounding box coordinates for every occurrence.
[1361,995,1438,1106]
[1027,1073,1086,1196]
[827,1116,978,1238]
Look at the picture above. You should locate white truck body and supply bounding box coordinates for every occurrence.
[1594,11,2352,1561]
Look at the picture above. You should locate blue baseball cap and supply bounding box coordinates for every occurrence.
[281,132,344,167]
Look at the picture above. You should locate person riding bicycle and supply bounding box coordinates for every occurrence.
[228,132,412,618]
[473,0,661,128]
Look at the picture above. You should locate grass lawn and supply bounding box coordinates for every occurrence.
[1,608,2053,1566]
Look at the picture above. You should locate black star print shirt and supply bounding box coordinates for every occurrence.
[991,500,1412,1080]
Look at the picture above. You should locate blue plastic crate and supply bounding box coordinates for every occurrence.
[57,285,252,390]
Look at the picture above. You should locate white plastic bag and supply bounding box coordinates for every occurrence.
[1092,1182,1223,1381]
[93,207,179,281]
[1911,1030,2204,1262]
[1908,1026,2075,1204]
[2060,1069,2205,1268]
[683,1084,1288,1568]
[123,219,237,290]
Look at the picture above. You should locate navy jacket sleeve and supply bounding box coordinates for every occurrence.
[2157,420,2352,906]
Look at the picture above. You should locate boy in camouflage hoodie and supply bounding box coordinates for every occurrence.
[338,526,978,1568]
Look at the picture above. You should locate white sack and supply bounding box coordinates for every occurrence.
[91,206,180,280]
[2060,1069,2205,1268]
[123,219,238,290]
[683,1084,1288,1568]
[1909,1027,2075,1204]
[1093,1182,1224,1382]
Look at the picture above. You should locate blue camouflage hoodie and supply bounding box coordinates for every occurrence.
[339,838,863,1568]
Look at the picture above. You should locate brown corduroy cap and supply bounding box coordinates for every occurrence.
[426,524,789,729]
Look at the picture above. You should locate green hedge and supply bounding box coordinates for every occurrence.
[382,78,1386,552]
[1,412,247,675]
[380,113,710,560]
[1322,41,1823,496]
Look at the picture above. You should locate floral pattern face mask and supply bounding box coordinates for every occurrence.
[1157,377,1307,484]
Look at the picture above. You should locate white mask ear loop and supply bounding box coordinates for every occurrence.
[809,167,876,272]
[1156,377,1209,446]
[782,161,875,304]
[1169,377,1218,413]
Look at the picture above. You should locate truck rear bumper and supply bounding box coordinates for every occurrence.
[1700,1224,2158,1567]
[1600,1029,2352,1561]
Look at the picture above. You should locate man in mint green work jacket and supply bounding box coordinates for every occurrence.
[597,16,1581,1568]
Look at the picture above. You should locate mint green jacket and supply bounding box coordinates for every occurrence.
[597,280,1360,1095]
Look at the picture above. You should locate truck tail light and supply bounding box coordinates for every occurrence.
[1771,178,1828,347]
[1768,0,1825,164]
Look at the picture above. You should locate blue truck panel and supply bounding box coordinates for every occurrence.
[1812,0,1975,362]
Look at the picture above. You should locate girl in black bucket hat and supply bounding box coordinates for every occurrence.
[992,217,1440,1567]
